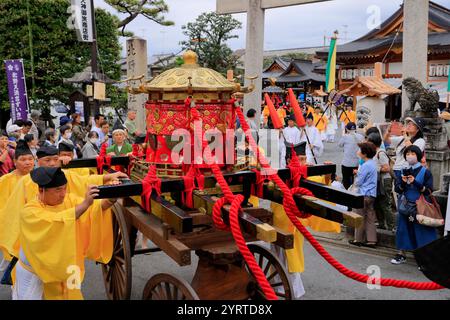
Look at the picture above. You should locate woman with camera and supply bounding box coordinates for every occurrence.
[383,117,426,182]
[391,145,436,265]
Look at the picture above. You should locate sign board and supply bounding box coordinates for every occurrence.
[71,0,94,42]
[86,84,93,97]
[74,101,85,122]
[4,59,29,122]
[94,81,106,100]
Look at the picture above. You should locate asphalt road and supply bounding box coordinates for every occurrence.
[2,240,449,300]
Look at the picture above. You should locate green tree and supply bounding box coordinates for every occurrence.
[0,0,122,114]
[180,12,242,75]
[104,0,174,36]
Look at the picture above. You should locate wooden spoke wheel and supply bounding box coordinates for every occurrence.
[102,203,132,300]
[142,273,199,300]
[246,244,293,300]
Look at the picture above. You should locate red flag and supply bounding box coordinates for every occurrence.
[288,88,306,127]
[264,93,283,129]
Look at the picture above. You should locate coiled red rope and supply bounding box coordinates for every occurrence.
[234,107,444,291]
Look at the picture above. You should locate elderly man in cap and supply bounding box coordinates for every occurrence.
[107,127,133,156]
[0,145,127,265]
[13,167,117,300]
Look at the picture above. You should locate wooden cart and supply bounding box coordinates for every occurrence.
[93,162,364,300]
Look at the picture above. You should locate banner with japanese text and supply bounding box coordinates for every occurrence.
[4,59,29,122]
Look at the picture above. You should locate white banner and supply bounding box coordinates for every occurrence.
[71,0,93,42]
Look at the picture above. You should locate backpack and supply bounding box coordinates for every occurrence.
[377,149,395,179]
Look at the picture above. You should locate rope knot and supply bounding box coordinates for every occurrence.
[141,165,162,212]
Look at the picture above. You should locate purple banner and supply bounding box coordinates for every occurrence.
[4,59,29,122]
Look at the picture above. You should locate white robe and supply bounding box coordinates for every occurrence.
[283,126,302,145]
[300,125,323,164]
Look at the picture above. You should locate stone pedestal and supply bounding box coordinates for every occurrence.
[433,173,450,221]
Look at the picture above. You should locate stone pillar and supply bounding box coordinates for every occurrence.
[402,0,429,117]
[243,0,265,125]
[126,36,148,133]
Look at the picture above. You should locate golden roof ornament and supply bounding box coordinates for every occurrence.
[125,50,256,101]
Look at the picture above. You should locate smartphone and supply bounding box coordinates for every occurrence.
[402,168,413,177]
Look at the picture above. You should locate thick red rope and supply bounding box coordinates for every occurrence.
[235,107,444,291]
[188,104,278,300]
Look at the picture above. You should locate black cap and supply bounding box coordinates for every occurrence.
[58,142,75,153]
[30,167,67,189]
[14,140,33,159]
[346,122,357,131]
[135,134,146,144]
[306,113,314,120]
[36,146,58,159]
[287,114,296,122]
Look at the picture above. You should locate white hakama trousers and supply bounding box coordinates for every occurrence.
[12,250,43,300]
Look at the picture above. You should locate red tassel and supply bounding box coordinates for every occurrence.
[141,166,161,212]
[288,145,308,188]
[252,169,265,198]
[288,88,306,127]
[264,93,283,129]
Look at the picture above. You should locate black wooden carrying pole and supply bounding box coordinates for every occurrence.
[61,156,131,169]
[93,163,364,208]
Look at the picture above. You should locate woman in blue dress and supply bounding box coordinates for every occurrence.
[391,145,436,265]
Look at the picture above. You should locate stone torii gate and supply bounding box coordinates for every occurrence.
[216,0,331,119]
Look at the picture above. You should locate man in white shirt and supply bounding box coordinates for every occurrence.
[300,113,323,164]
[90,114,105,147]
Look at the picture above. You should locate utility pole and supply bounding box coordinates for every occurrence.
[90,0,100,117]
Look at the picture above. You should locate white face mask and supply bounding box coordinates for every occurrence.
[406,155,418,165]
[64,132,72,139]
[90,138,98,144]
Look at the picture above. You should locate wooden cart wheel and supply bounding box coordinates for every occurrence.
[102,203,132,300]
[246,243,293,300]
[142,273,199,300]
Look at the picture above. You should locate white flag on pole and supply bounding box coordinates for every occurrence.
[70,0,94,42]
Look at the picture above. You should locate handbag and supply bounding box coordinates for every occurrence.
[416,193,445,227]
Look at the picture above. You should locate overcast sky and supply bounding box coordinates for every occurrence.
[96,0,449,60]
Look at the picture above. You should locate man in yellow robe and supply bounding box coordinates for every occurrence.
[13,167,116,300]
[339,104,356,127]
[313,106,328,141]
[0,143,35,270]
[0,146,126,261]
[249,153,340,299]
[59,141,91,176]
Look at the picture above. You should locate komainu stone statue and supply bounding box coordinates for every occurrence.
[403,77,440,114]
